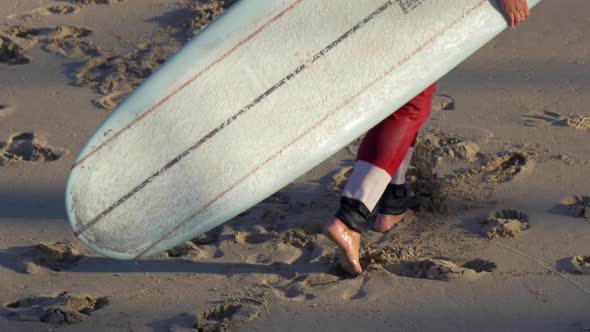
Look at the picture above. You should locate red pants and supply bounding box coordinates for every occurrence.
[356,83,436,176]
[335,83,436,232]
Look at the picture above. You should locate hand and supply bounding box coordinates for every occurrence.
[499,0,530,27]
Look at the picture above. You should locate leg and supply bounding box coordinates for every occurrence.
[372,86,436,232]
[325,83,436,273]
[372,140,416,232]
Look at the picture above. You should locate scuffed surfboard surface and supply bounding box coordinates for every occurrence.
[66,0,542,259]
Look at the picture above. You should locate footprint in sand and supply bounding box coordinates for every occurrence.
[75,42,173,110]
[246,242,304,265]
[361,244,423,268]
[561,195,590,221]
[571,255,590,275]
[481,151,531,183]
[480,209,529,239]
[184,302,262,332]
[8,0,127,20]
[1,26,53,45]
[0,104,14,119]
[297,273,341,287]
[236,227,315,265]
[191,226,224,245]
[43,26,99,58]
[75,1,236,110]
[279,285,315,302]
[185,1,237,38]
[424,133,481,164]
[431,94,455,112]
[1,25,99,60]
[73,0,127,4]
[328,244,424,277]
[0,132,65,167]
[7,5,80,20]
[234,229,275,245]
[441,150,533,201]
[0,35,30,65]
[165,225,231,260]
[271,280,316,302]
[257,193,291,220]
[523,110,590,130]
[387,258,496,281]
[18,241,83,273]
[259,274,323,302]
[165,240,223,262]
[5,292,110,325]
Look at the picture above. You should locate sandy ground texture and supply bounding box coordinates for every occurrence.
[1,0,589,331]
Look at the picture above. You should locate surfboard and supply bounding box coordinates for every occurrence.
[66,0,542,259]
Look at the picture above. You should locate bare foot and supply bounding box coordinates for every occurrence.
[324,218,362,275]
[372,209,414,233]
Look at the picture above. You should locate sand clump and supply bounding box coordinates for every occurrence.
[0,25,99,61]
[407,135,448,213]
[0,132,65,167]
[480,209,529,239]
[75,42,175,109]
[73,0,239,110]
[43,26,99,58]
[422,132,481,163]
[431,94,455,112]
[561,195,590,221]
[571,256,590,275]
[372,132,536,206]
[166,241,202,258]
[523,110,590,130]
[0,35,30,65]
[19,241,82,272]
[164,240,221,262]
[185,1,237,38]
[331,166,353,192]
[184,302,262,332]
[5,292,110,325]
[361,243,423,268]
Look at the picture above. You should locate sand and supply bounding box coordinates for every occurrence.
[1,0,589,331]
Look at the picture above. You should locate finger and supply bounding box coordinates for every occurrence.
[514,12,522,26]
[525,6,531,17]
[509,13,515,27]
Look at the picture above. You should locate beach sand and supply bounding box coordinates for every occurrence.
[0,0,589,331]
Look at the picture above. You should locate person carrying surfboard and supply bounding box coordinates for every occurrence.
[324,0,532,276]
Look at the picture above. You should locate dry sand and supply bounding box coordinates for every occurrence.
[1,0,589,331]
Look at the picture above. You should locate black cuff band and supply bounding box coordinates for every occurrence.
[378,183,409,216]
[334,197,370,233]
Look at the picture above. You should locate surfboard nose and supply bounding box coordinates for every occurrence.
[66,174,151,260]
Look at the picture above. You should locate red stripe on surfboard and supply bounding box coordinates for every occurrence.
[71,0,305,170]
[134,0,490,259]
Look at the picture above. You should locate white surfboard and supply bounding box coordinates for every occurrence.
[66,0,542,259]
